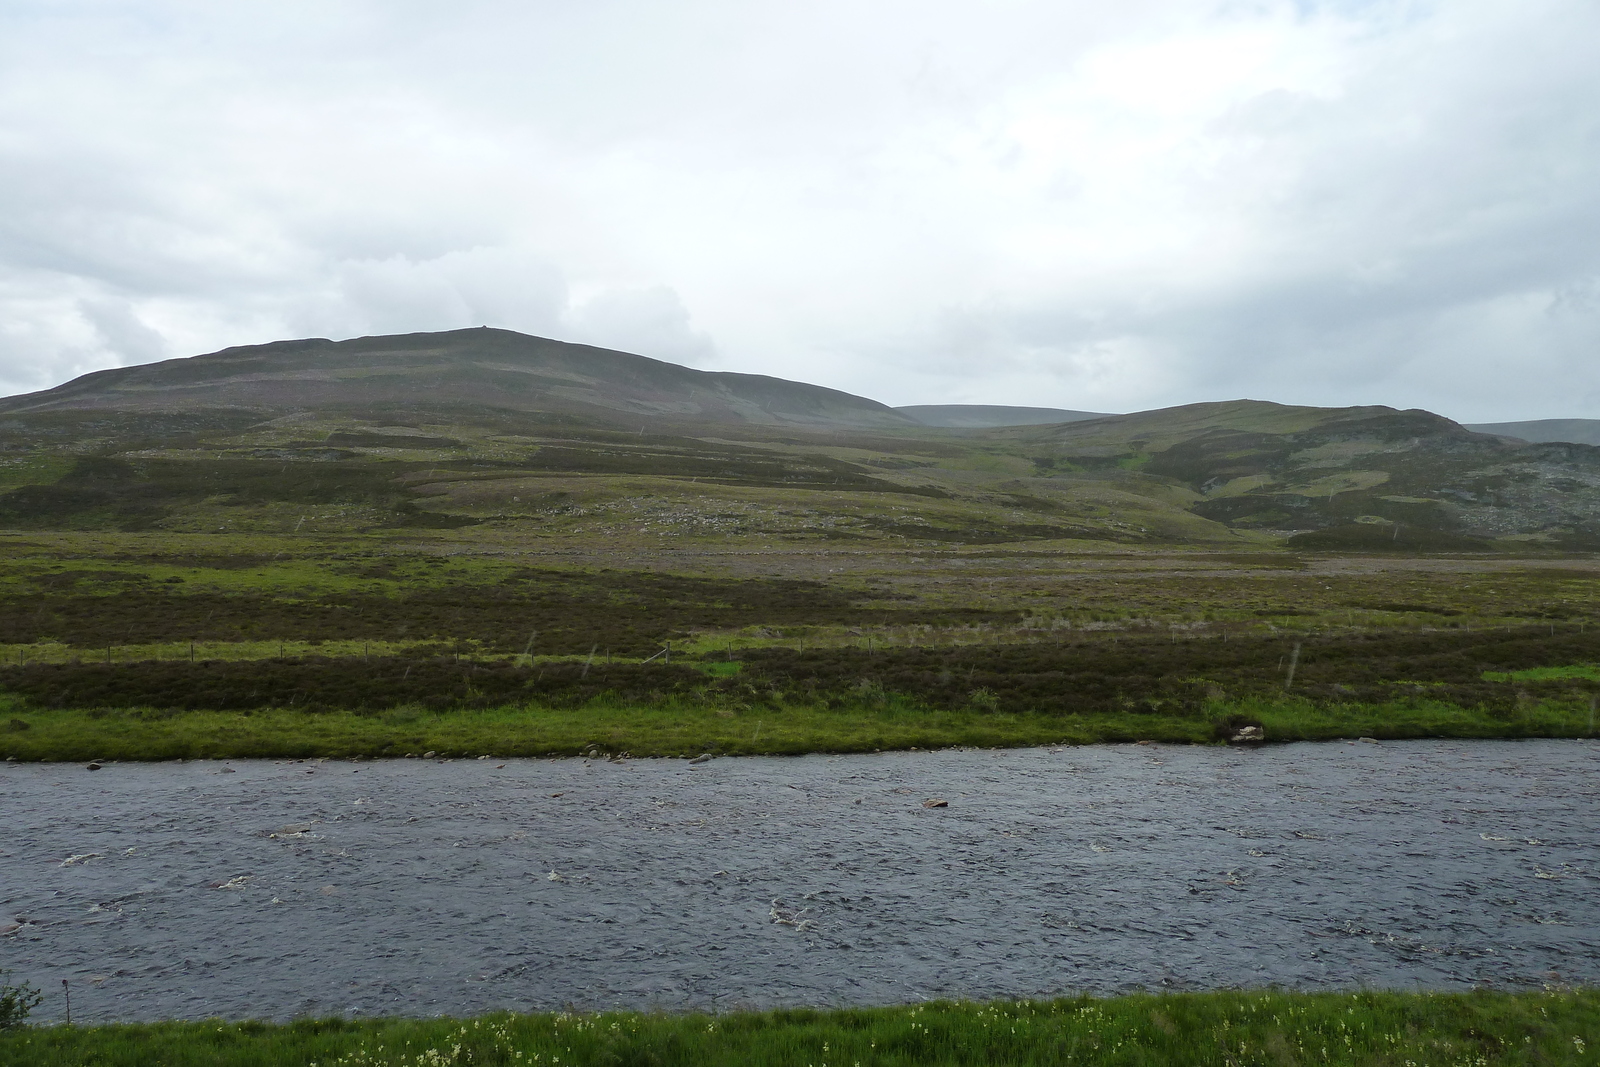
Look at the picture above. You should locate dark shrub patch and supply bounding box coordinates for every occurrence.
[0,658,706,712]
[1,625,1590,716]
[0,571,1009,655]
[733,625,1600,715]
[1285,524,1496,553]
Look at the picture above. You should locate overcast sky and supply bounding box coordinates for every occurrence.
[1,0,1597,421]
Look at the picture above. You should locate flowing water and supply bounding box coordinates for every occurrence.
[2,739,1596,1022]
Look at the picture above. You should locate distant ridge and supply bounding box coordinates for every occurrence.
[1464,419,1600,446]
[0,328,918,430]
[895,404,1114,428]
[2,333,1599,547]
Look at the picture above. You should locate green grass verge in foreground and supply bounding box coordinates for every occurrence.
[1,695,1594,762]
[2,990,1595,1066]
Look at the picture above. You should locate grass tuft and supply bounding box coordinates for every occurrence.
[1,989,1595,1066]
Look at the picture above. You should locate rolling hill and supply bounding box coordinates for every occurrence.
[1,328,1597,549]
[1464,419,1600,446]
[995,400,1600,549]
[0,328,916,430]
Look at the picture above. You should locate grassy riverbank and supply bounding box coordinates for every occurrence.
[2,990,1595,1065]
[0,693,1593,762]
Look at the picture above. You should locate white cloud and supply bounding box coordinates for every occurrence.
[0,0,1596,420]
[568,285,714,367]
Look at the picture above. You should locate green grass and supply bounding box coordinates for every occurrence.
[697,660,745,677]
[2,694,1593,762]
[1484,664,1600,683]
[1233,694,1596,742]
[0,453,76,490]
[1,990,1595,1065]
[0,700,1195,761]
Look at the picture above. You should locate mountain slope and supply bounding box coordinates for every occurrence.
[0,328,917,430]
[1,333,1598,549]
[980,400,1600,548]
[1464,419,1600,446]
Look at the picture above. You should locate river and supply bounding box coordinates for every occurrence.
[2,739,1596,1022]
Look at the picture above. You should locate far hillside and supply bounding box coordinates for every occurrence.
[0,327,917,430]
[0,329,1596,550]
[1464,418,1600,446]
[3,329,1600,758]
[990,399,1600,551]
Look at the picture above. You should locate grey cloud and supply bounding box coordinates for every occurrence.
[569,286,716,368]
[1,0,1597,421]
[78,297,170,366]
